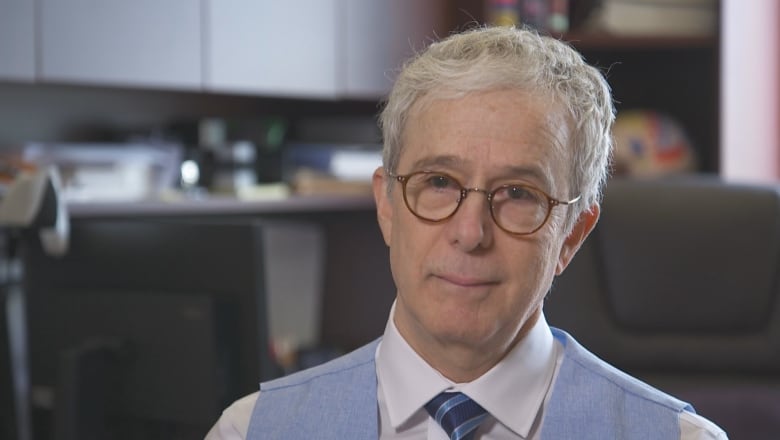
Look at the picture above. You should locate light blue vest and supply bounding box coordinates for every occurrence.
[247,328,692,439]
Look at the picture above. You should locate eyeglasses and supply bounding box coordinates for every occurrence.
[388,170,580,236]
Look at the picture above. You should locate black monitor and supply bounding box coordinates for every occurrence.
[21,218,278,439]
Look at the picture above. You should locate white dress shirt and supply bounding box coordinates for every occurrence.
[206,305,727,440]
[376,304,557,439]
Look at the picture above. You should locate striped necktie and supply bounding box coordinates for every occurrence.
[424,392,489,440]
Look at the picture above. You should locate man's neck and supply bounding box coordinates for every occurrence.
[396,309,542,383]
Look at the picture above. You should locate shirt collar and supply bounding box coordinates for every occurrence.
[376,301,557,437]
[376,302,452,428]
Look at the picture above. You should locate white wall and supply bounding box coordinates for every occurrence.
[721,0,780,182]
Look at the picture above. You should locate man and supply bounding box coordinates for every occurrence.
[207,25,727,439]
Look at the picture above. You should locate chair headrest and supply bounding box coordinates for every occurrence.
[598,177,780,334]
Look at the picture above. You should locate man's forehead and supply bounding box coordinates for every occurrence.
[396,93,573,194]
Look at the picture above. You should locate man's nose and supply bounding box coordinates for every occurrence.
[448,188,494,251]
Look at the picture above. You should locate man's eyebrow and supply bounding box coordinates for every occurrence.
[408,155,464,171]
[496,164,549,183]
[406,156,553,186]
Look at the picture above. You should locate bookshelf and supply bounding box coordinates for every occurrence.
[570,33,721,173]
[448,1,722,173]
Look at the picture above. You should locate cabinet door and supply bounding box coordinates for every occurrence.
[0,0,35,81]
[342,0,446,98]
[205,0,339,98]
[39,0,201,90]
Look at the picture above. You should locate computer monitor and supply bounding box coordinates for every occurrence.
[21,218,278,439]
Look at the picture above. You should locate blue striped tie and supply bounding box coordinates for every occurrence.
[424,392,488,440]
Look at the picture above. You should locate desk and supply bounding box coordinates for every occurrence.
[67,194,376,218]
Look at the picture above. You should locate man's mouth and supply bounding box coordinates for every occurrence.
[434,273,498,288]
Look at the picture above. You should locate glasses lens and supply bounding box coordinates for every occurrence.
[491,185,550,234]
[404,172,461,220]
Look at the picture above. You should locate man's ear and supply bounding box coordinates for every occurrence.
[372,167,393,246]
[556,204,600,275]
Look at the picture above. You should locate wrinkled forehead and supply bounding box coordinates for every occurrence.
[398,88,575,195]
[401,87,574,162]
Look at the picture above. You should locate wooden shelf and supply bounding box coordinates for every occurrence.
[557,32,717,51]
[68,194,376,218]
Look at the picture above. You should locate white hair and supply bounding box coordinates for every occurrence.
[379,25,615,230]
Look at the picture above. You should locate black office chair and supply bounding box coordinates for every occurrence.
[546,176,780,440]
[0,167,65,440]
[1,280,32,440]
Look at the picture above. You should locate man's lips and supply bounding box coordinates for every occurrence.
[434,273,499,287]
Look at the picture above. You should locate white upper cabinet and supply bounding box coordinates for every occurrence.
[14,1,444,98]
[206,0,446,99]
[0,0,35,81]
[342,0,446,98]
[39,0,201,90]
[205,0,340,98]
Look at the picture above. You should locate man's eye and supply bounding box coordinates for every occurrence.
[427,174,454,189]
[507,186,536,201]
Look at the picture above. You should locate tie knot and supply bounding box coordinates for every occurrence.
[424,392,488,440]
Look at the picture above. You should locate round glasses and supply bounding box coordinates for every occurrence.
[388,170,580,236]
